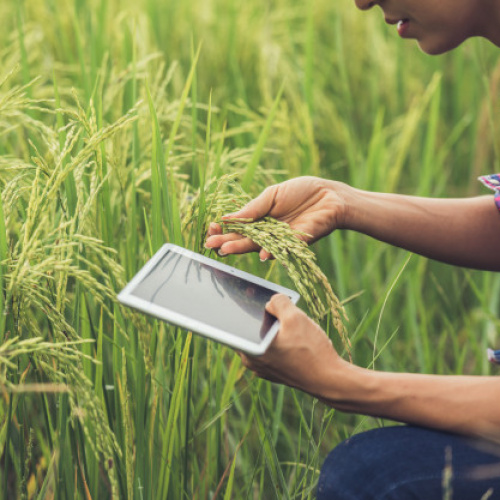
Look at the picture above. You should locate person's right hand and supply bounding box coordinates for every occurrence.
[205,176,347,260]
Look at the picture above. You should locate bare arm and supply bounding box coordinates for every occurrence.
[206,176,500,271]
[208,178,500,438]
[242,295,500,442]
[340,182,500,271]
[325,361,500,441]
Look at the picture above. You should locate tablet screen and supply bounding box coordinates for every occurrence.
[129,250,277,343]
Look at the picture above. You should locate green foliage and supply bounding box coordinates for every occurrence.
[0,0,499,498]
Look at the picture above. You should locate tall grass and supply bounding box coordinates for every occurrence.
[1,0,499,498]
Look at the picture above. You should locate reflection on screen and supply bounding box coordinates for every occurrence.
[130,251,277,343]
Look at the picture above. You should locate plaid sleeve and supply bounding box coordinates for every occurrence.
[478,174,500,365]
[478,173,500,212]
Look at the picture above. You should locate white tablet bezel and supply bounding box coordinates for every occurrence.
[117,243,300,355]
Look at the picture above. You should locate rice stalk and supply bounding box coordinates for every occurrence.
[0,70,139,497]
[117,347,134,500]
[0,0,496,496]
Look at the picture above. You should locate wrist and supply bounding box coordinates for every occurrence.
[324,180,358,230]
[330,184,395,237]
[319,360,380,413]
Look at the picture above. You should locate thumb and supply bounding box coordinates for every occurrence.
[222,185,277,222]
[265,294,295,320]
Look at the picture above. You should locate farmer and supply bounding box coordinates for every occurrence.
[206,0,500,498]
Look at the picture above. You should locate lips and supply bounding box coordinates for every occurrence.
[397,19,410,36]
[384,16,411,36]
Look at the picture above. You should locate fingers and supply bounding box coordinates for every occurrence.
[265,293,295,320]
[237,351,282,384]
[218,237,261,255]
[206,231,244,249]
[207,222,222,237]
[205,185,278,258]
[205,233,261,255]
[222,185,277,222]
[205,221,260,256]
[238,351,251,367]
[259,249,273,262]
[205,233,272,260]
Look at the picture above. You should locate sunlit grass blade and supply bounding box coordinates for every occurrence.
[16,3,30,94]
[158,333,192,498]
[145,81,164,252]
[71,5,90,100]
[36,451,57,500]
[372,254,412,369]
[55,393,70,500]
[272,385,285,446]
[194,91,211,252]
[117,348,133,500]
[2,397,13,500]
[163,46,202,246]
[211,120,227,184]
[304,1,315,116]
[53,70,77,217]
[420,79,441,195]
[252,389,291,500]
[96,68,113,248]
[191,38,199,188]
[242,83,285,192]
[223,443,240,500]
[387,73,441,191]
[0,191,7,340]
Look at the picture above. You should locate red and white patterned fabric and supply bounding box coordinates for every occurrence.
[478,174,500,364]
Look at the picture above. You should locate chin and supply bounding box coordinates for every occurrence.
[417,36,467,56]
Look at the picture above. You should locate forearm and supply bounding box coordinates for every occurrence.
[320,361,500,441]
[334,181,500,271]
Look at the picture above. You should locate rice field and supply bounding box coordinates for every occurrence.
[1,0,500,498]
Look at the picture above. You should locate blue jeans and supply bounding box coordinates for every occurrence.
[317,426,500,500]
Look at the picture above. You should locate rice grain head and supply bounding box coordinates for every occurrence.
[192,176,350,356]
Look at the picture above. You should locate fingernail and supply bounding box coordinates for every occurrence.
[218,249,227,256]
[260,256,268,262]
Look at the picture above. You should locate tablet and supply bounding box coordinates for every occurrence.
[117,244,300,355]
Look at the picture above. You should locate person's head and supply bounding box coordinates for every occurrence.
[354,0,500,55]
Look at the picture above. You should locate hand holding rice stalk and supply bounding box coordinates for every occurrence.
[203,179,350,356]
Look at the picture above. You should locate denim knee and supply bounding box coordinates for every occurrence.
[316,427,444,500]
[316,426,500,500]
[316,434,368,500]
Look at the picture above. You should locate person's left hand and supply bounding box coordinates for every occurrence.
[239,294,347,399]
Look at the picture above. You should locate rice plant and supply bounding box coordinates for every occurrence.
[1,0,499,498]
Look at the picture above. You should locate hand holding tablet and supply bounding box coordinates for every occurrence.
[117,244,300,355]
